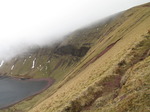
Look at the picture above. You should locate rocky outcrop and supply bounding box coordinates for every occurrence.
[54,45,90,57]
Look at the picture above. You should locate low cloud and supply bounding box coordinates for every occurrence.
[0,0,149,60]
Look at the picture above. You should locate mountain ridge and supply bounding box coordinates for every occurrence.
[0,2,150,112]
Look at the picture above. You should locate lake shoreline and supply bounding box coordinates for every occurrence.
[0,75,55,110]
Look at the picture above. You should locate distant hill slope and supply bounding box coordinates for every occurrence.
[0,2,150,112]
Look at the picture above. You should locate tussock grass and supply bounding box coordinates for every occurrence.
[1,3,150,112]
[28,5,150,112]
[81,33,150,112]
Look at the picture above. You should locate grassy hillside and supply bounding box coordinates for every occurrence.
[0,2,150,112]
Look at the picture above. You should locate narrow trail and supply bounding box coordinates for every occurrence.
[79,39,121,71]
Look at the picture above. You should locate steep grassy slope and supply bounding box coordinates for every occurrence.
[0,2,150,112]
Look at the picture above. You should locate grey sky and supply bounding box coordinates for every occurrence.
[0,0,149,60]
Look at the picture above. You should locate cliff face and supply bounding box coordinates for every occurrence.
[0,3,150,112]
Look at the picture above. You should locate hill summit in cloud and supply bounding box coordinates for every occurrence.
[0,2,150,112]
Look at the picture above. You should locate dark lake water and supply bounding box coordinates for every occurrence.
[0,76,51,109]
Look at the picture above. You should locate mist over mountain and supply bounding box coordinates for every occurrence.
[0,0,149,60]
[0,2,150,112]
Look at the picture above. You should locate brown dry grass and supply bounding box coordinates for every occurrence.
[27,6,150,112]
[1,4,150,112]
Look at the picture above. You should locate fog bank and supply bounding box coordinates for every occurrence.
[0,0,149,60]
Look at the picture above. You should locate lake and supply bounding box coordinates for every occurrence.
[0,76,54,109]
